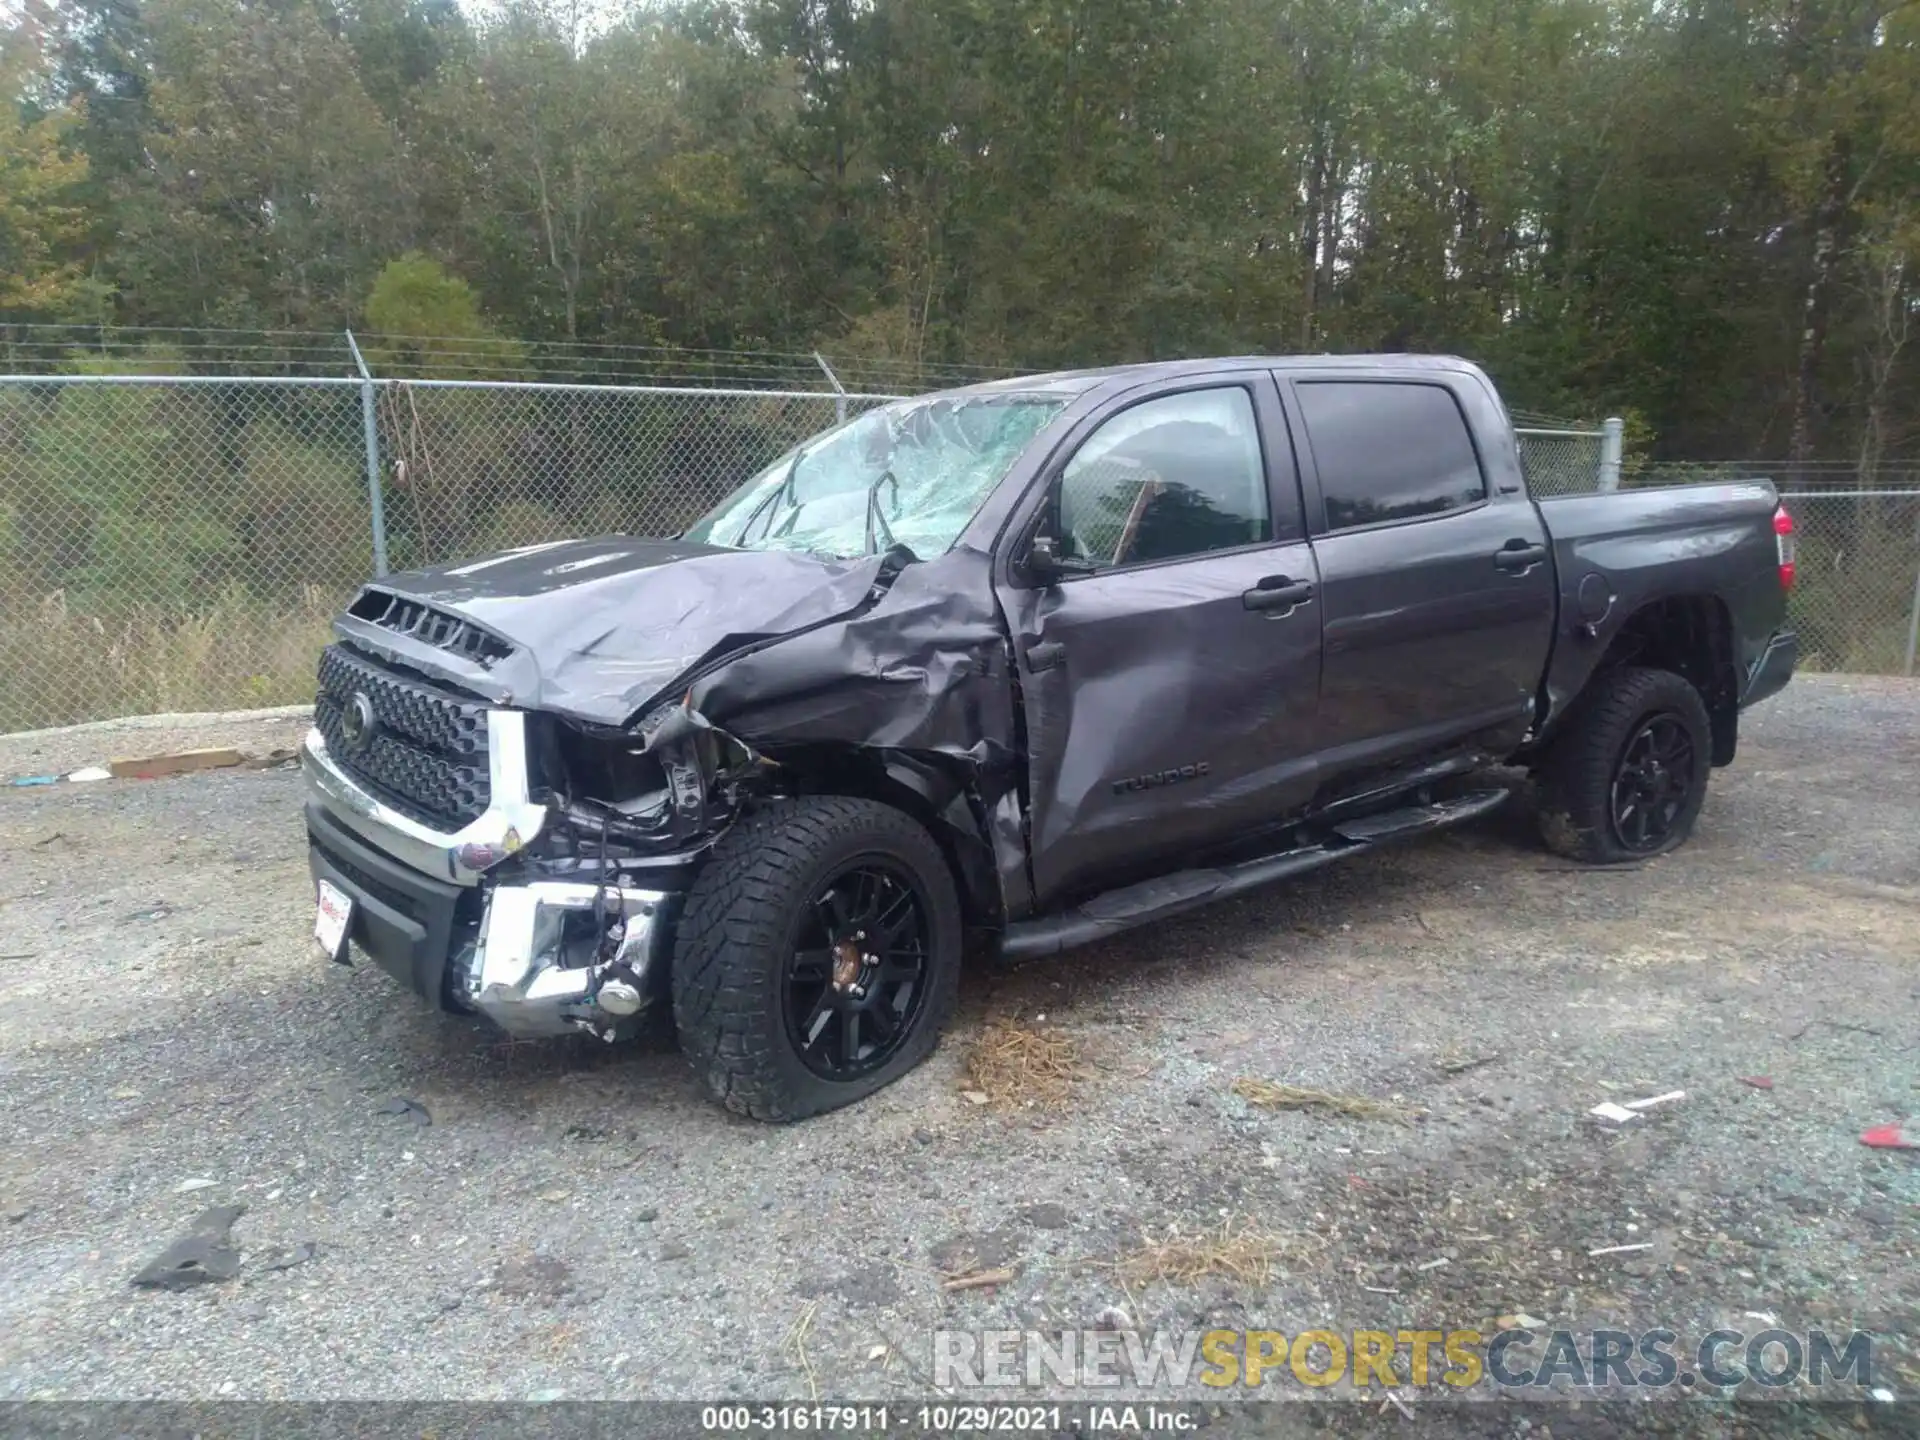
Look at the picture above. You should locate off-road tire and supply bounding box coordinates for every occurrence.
[1534,666,1713,864]
[671,796,963,1121]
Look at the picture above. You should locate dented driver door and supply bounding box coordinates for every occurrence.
[996,374,1324,909]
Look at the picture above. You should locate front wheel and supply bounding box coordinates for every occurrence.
[671,796,963,1121]
[1534,666,1713,864]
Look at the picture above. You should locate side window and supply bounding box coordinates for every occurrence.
[1296,382,1487,531]
[1053,387,1269,568]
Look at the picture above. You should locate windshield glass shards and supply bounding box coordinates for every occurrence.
[683,393,1066,561]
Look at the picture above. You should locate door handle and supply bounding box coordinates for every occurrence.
[1493,540,1548,573]
[1243,576,1315,612]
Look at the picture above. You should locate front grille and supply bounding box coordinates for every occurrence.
[315,645,491,829]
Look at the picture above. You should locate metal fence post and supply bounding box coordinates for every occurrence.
[1598,417,1625,491]
[813,351,848,425]
[1905,554,1920,678]
[344,330,389,576]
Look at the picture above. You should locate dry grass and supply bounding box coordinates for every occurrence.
[961,1019,1089,1109]
[1231,1075,1412,1123]
[1111,1218,1302,1289]
[0,586,339,731]
[783,1300,821,1402]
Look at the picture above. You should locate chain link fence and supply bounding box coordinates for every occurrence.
[1514,425,1613,498]
[3,368,1916,732]
[1614,462,1920,678]
[0,373,894,731]
[373,380,892,572]
[1771,488,1920,676]
[1,377,372,732]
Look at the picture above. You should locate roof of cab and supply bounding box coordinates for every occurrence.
[935,353,1482,399]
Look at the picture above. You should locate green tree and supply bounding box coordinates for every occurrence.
[364,252,525,375]
[110,0,406,328]
[0,22,97,317]
[4,0,1918,471]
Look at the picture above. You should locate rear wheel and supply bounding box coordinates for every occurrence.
[672,796,962,1121]
[1534,666,1712,864]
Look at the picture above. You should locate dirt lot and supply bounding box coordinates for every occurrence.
[1,678,1915,1432]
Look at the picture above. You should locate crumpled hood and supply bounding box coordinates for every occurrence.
[337,536,892,726]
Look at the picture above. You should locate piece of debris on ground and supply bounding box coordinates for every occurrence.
[12,748,290,787]
[108,748,248,780]
[1625,1089,1686,1110]
[783,1299,821,1401]
[378,1096,432,1126]
[1860,1122,1917,1150]
[1231,1075,1410,1123]
[1112,1217,1301,1288]
[939,1266,1017,1293]
[130,1205,246,1290]
[962,1019,1087,1110]
[261,1241,320,1271]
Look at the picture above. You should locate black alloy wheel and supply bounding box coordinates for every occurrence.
[1608,712,1698,853]
[672,795,964,1121]
[1533,665,1714,865]
[783,861,932,1080]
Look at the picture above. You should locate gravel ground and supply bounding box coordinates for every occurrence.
[1,678,1915,1434]
[0,708,313,782]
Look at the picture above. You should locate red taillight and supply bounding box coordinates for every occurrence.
[1774,505,1796,591]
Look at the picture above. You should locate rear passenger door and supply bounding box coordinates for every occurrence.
[1283,375,1556,775]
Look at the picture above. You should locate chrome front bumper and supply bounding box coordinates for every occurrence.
[303,713,673,1039]
[462,881,670,1038]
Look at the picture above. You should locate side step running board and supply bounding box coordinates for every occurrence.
[1329,787,1510,843]
[998,787,1510,962]
[998,844,1352,960]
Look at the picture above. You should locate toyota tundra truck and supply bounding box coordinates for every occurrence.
[303,355,1798,1119]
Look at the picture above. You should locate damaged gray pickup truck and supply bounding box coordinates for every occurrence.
[304,355,1798,1119]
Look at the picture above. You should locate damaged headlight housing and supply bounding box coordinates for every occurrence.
[533,705,765,851]
[534,716,676,828]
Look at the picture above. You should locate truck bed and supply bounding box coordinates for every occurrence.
[1536,479,1786,730]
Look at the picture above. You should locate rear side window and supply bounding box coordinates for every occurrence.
[1296,382,1487,531]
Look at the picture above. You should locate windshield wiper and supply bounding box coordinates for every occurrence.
[734,446,807,547]
[863,469,900,556]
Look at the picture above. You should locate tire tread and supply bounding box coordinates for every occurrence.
[1535,666,1712,864]
[672,796,960,1122]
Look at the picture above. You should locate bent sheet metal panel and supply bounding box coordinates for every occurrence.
[333,538,1032,914]
[996,542,1324,909]
[343,536,896,726]
[686,545,1030,915]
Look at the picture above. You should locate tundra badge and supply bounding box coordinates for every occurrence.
[1112,762,1211,796]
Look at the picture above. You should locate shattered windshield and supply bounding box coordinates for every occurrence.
[682,393,1067,561]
